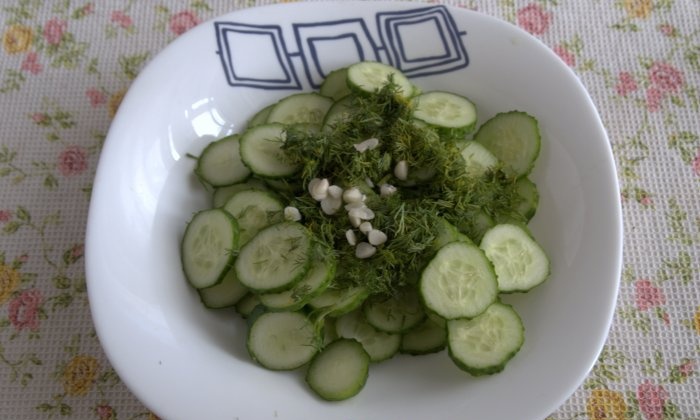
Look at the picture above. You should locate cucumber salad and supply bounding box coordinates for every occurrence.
[180,61,550,401]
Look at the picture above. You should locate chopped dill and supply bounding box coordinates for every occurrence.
[275,82,521,297]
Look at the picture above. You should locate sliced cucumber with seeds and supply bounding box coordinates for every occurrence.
[347,61,413,97]
[267,92,333,127]
[475,111,541,178]
[420,241,498,320]
[479,224,549,293]
[195,134,250,187]
[412,91,477,136]
[447,301,524,376]
[198,267,248,309]
[362,287,425,333]
[259,257,335,311]
[305,338,370,401]
[335,309,400,362]
[223,189,284,246]
[400,316,447,355]
[239,123,299,178]
[319,67,351,101]
[181,209,239,289]
[235,221,312,293]
[247,311,318,370]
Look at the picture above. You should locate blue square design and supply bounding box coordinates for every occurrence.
[215,22,301,90]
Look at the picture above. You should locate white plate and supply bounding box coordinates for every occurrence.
[85,2,622,419]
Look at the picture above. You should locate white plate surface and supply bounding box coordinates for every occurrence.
[86,2,623,419]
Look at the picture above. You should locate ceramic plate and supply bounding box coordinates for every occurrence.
[85,2,623,419]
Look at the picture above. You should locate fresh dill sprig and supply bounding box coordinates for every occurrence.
[277,82,521,297]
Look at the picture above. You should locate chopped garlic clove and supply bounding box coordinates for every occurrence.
[320,196,342,215]
[394,160,408,181]
[368,229,388,246]
[283,206,302,222]
[309,178,329,201]
[342,187,363,204]
[355,242,376,259]
[380,183,397,197]
[359,221,372,234]
[353,137,379,153]
[345,229,357,246]
[328,185,343,199]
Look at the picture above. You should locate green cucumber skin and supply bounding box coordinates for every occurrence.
[180,209,240,289]
[259,258,336,312]
[474,111,541,179]
[447,302,525,376]
[234,222,313,294]
[479,223,550,294]
[246,311,318,371]
[399,317,447,356]
[305,338,370,401]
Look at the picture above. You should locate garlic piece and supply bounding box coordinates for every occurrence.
[320,196,342,215]
[349,214,362,228]
[394,160,409,181]
[359,221,373,234]
[355,242,376,259]
[368,229,388,246]
[308,178,329,201]
[353,137,379,153]
[283,206,302,222]
[348,206,375,221]
[327,185,343,199]
[342,187,363,204]
[346,229,357,246]
[380,183,397,197]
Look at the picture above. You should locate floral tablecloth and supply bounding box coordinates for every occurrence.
[0,0,698,419]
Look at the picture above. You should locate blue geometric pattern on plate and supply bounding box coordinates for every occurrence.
[214,5,468,90]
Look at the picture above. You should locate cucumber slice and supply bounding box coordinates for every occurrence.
[335,309,400,362]
[432,218,472,253]
[453,209,495,244]
[181,209,239,289]
[247,103,274,128]
[362,287,425,333]
[513,177,539,221]
[411,91,477,136]
[212,178,269,208]
[195,134,250,187]
[460,141,499,177]
[322,95,355,130]
[239,123,300,178]
[305,338,370,401]
[235,293,262,318]
[247,311,318,370]
[319,67,351,101]
[198,267,248,309]
[259,258,335,311]
[479,224,549,293]
[267,92,333,126]
[308,286,370,317]
[447,302,524,375]
[419,241,498,320]
[235,222,312,293]
[400,316,447,355]
[347,61,413,97]
[223,189,284,245]
[474,111,541,178]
